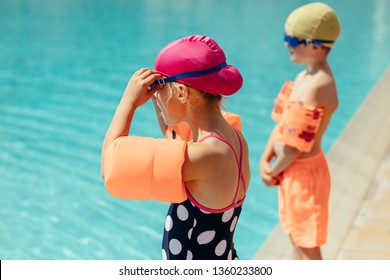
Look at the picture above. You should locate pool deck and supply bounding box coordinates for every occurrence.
[254,64,390,260]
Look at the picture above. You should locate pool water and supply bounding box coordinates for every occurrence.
[1,0,389,259]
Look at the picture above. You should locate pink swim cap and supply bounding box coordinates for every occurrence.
[153,35,243,96]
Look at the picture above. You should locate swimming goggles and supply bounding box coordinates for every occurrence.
[284,33,334,48]
[150,62,227,89]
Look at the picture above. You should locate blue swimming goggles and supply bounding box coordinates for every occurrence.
[150,62,227,89]
[284,33,334,48]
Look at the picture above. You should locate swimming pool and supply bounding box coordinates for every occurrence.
[1,0,389,259]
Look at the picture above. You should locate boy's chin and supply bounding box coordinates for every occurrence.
[290,56,304,65]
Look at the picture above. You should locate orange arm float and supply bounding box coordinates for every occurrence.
[164,122,192,140]
[103,136,187,203]
[272,81,294,123]
[165,112,242,141]
[274,101,324,153]
[222,111,242,132]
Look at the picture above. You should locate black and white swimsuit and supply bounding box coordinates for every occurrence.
[162,132,247,260]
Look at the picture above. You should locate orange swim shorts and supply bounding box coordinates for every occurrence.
[278,151,331,248]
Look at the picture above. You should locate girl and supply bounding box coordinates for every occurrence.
[102,35,250,260]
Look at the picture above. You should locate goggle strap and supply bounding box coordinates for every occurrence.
[308,39,335,45]
[284,34,335,47]
[150,62,227,89]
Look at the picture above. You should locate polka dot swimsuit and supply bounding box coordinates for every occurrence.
[162,131,246,260]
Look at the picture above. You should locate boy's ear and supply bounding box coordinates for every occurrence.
[310,44,321,55]
[313,44,326,52]
[312,44,329,55]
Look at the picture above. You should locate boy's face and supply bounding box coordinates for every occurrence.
[284,33,309,64]
[284,33,330,64]
[285,42,311,64]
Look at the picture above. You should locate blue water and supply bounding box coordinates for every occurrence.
[1,0,389,260]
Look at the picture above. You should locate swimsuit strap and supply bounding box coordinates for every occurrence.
[198,130,246,205]
[232,130,246,203]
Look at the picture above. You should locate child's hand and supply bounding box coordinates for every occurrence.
[259,160,278,187]
[122,68,162,108]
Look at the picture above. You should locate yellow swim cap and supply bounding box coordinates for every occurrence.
[285,2,341,48]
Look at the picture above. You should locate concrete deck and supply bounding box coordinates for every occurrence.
[254,64,390,260]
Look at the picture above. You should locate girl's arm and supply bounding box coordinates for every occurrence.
[151,96,167,136]
[101,68,162,178]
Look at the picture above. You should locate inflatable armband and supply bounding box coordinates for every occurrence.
[103,136,187,202]
[165,112,242,141]
[272,81,294,123]
[223,112,242,132]
[274,101,324,152]
[164,122,192,140]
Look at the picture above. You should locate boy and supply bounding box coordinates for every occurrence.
[259,2,341,259]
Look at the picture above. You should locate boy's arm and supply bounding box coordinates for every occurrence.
[260,127,277,163]
[268,72,326,177]
[269,143,302,177]
[259,127,278,186]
